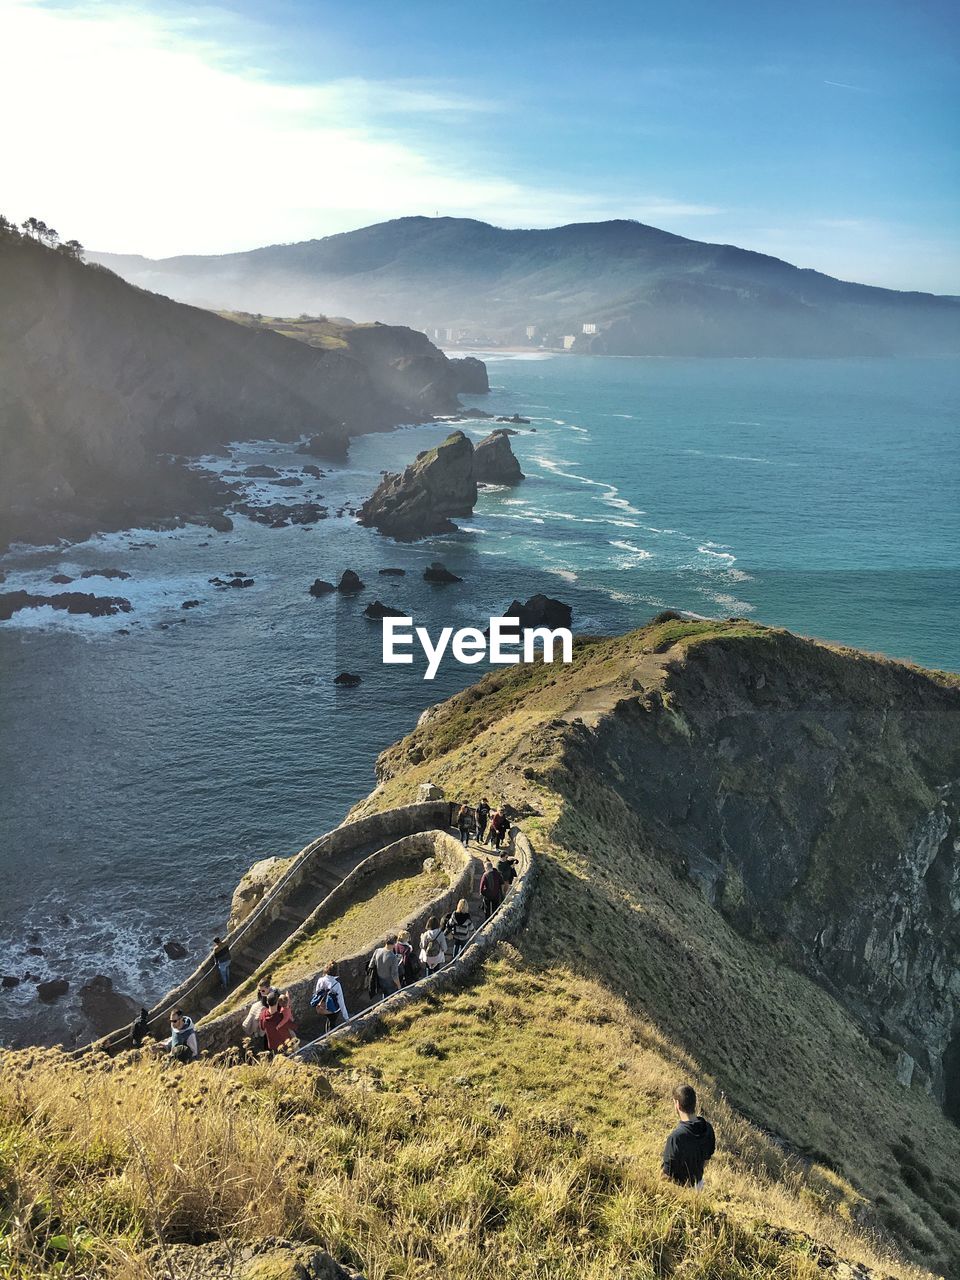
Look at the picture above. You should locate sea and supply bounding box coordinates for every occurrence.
[1,353,958,1046]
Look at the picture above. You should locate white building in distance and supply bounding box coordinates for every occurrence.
[582,322,597,335]
[563,334,576,350]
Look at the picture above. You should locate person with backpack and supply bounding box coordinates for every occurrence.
[419,916,448,972]
[212,936,231,989]
[368,935,402,999]
[444,898,473,958]
[661,1084,716,1189]
[456,803,476,847]
[488,809,509,850]
[479,859,504,920]
[394,930,419,986]
[475,798,491,844]
[164,1007,199,1061]
[311,960,348,1033]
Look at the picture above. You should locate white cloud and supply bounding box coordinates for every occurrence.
[0,0,720,256]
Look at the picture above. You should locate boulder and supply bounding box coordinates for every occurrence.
[50,573,74,584]
[302,465,324,479]
[297,432,344,457]
[2,975,21,989]
[234,501,326,526]
[272,476,304,487]
[243,464,280,478]
[474,430,524,485]
[309,579,336,597]
[504,594,573,631]
[26,946,43,957]
[364,600,406,620]
[450,355,490,394]
[80,975,141,1036]
[229,855,292,931]
[181,599,201,609]
[337,570,365,594]
[358,431,477,541]
[424,562,463,584]
[37,978,69,1003]
[0,591,132,621]
[378,567,406,577]
[163,940,188,960]
[417,781,445,802]
[206,512,234,533]
[497,414,532,425]
[334,671,363,687]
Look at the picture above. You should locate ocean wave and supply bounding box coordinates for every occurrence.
[697,543,737,563]
[684,449,772,465]
[609,540,653,560]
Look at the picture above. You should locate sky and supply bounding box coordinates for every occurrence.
[1,0,958,291]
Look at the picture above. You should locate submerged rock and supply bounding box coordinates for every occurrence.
[80,975,141,1036]
[234,501,326,526]
[358,431,477,541]
[37,978,69,1003]
[379,567,406,576]
[0,591,133,621]
[334,671,363,687]
[424,562,463,584]
[474,429,524,485]
[50,573,74,584]
[181,599,201,609]
[364,600,406,620]
[243,464,280,479]
[80,567,131,581]
[206,511,234,533]
[163,940,188,960]
[497,413,532,425]
[1,975,20,990]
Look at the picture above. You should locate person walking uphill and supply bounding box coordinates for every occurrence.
[661,1085,715,1189]
[488,809,509,851]
[368,935,402,999]
[476,798,491,844]
[311,960,348,1033]
[241,977,273,1053]
[479,859,504,920]
[259,989,297,1054]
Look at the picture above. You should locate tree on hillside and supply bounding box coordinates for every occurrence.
[61,239,85,261]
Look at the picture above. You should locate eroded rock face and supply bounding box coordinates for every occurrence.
[504,595,572,631]
[228,855,292,931]
[0,591,132,621]
[474,430,524,485]
[449,355,490,394]
[358,431,477,540]
[568,631,960,1112]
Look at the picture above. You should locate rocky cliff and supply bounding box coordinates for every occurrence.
[0,233,484,548]
[358,427,523,539]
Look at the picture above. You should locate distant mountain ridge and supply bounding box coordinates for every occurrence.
[93,216,960,357]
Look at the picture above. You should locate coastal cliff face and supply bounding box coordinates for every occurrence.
[0,235,482,548]
[570,632,960,1112]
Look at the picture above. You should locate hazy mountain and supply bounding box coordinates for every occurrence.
[93,216,960,357]
[0,230,481,548]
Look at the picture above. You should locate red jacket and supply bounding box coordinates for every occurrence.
[259,1004,296,1051]
[480,867,504,902]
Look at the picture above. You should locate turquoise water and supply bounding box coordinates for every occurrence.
[1,354,957,1044]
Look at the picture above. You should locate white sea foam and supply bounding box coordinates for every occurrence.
[684,449,772,465]
[609,540,653,560]
[697,543,737,563]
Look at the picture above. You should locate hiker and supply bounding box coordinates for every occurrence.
[419,916,448,972]
[475,797,491,844]
[241,977,273,1052]
[368,935,402,999]
[444,898,473,958]
[259,988,297,1054]
[394,930,419,986]
[311,961,348,1033]
[165,1008,198,1061]
[488,809,509,850]
[212,936,231,989]
[496,850,518,886]
[479,859,504,920]
[456,803,475,847]
[129,1007,149,1048]
[661,1085,716,1189]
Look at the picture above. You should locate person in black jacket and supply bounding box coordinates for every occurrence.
[661,1084,715,1188]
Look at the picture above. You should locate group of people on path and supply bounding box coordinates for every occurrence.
[456,798,509,851]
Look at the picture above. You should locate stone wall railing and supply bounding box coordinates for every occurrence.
[198,828,475,1053]
[92,799,454,1053]
[294,825,536,1062]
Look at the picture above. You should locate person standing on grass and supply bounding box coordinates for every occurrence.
[475,797,491,844]
[661,1085,716,1189]
[241,977,273,1052]
[212,935,231,989]
[311,960,348,1033]
[479,859,504,920]
[419,916,448,972]
[456,803,475,847]
[368,935,402,999]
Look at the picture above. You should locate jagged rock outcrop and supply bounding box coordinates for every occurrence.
[0,591,133,621]
[364,600,405,619]
[358,431,477,540]
[474,429,525,485]
[504,594,572,630]
[449,355,489,393]
[228,855,292,930]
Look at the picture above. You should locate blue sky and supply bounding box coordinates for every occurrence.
[3,0,957,290]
